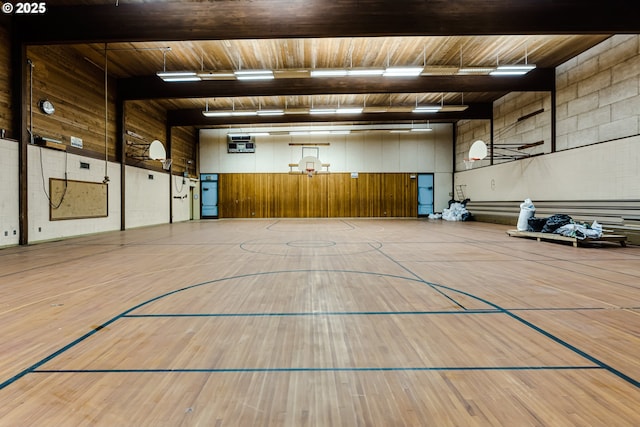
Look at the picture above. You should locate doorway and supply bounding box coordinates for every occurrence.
[417,173,434,216]
[201,174,218,218]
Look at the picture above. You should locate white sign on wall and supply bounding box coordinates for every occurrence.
[70,136,83,149]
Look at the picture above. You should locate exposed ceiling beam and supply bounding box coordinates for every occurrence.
[167,104,493,127]
[16,1,636,44]
[121,70,555,101]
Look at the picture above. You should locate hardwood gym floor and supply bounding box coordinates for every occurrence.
[0,219,638,426]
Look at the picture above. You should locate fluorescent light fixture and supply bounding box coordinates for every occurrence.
[363,106,389,113]
[157,71,201,82]
[227,131,271,137]
[389,130,411,133]
[274,69,311,79]
[309,108,336,115]
[257,109,285,116]
[411,127,433,132]
[439,105,469,112]
[347,68,385,76]
[383,66,424,77]
[161,76,202,82]
[197,71,237,80]
[234,70,275,80]
[157,71,198,78]
[289,130,352,135]
[310,69,348,77]
[422,66,459,76]
[490,64,536,76]
[202,111,233,117]
[284,108,310,115]
[457,67,496,74]
[231,111,258,116]
[335,107,363,114]
[412,106,442,113]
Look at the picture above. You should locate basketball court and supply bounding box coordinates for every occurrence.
[0,219,638,425]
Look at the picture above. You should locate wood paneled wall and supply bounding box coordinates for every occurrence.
[172,126,198,178]
[218,173,418,218]
[125,103,197,177]
[20,44,198,177]
[27,45,118,160]
[124,100,167,173]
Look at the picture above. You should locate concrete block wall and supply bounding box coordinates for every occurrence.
[556,35,640,150]
[492,91,552,161]
[455,91,551,170]
[454,119,491,171]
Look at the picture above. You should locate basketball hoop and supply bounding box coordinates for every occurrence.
[306,168,315,177]
[148,140,167,160]
[463,158,475,170]
[161,158,172,170]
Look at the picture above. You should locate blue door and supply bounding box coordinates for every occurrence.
[201,174,218,218]
[417,174,434,216]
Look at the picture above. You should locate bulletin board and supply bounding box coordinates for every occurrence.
[49,178,108,220]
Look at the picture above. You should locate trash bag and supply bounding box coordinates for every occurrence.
[541,214,573,233]
[554,220,603,240]
[442,202,469,221]
[527,217,548,232]
[517,198,536,231]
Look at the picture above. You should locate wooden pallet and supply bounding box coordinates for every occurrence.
[506,229,627,247]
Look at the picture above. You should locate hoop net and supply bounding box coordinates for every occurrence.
[306,168,315,177]
[463,158,475,170]
[161,158,172,170]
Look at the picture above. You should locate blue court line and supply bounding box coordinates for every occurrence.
[33,365,602,374]
[508,307,640,312]
[417,279,640,389]
[367,244,640,389]
[367,242,468,310]
[2,269,639,391]
[123,309,500,318]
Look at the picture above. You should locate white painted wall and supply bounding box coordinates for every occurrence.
[0,139,19,247]
[27,145,121,243]
[200,126,453,173]
[455,136,640,202]
[2,142,187,246]
[124,165,170,229]
[200,125,454,212]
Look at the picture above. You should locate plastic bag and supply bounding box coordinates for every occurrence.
[527,217,548,232]
[541,214,572,233]
[517,198,536,231]
[442,202,469,221]
[554,220,602,239]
